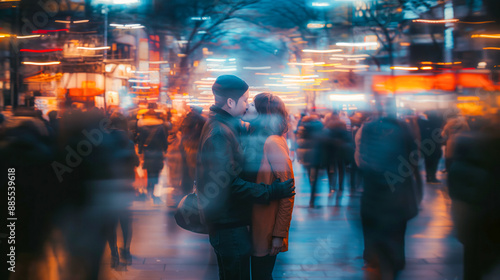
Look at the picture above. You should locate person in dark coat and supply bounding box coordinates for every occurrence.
[106,112,139,268]
[323,112,353,193]
[296,115,325,208]
[137,109,168,204]
[417,110,444,183]
[196,75,295,280]
[448,115,500,280]
[355,101,421,279]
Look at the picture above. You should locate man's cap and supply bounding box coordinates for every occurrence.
[212,75,249,100]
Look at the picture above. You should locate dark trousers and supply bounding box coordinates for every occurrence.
[361,208,408,278]
[424,148,442,180]
[209,226,252,280]
[251,255,277,280]
[146,168,161,198]
[107,210,133,252]
[307,167,320,207]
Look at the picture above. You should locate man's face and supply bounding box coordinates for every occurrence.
[228,90,249,118]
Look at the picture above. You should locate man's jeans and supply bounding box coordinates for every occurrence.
[209,226,252,280]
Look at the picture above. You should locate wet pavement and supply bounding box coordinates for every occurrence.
[99,160,463,280]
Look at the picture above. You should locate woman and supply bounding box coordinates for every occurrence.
[242,93,295,280]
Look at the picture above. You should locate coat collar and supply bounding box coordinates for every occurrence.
[209,105,243,135]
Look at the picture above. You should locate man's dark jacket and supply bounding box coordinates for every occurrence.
[196,106,270,228]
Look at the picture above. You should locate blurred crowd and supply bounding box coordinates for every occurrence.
[1,94,499,279]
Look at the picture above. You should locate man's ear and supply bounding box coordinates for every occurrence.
[227,98,235,109]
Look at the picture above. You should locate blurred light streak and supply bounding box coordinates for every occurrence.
[303,88,330,91]
[20,48,62,53]
[17,35,40,39]
[471,34,500,39]
[329,94,365,101]
[347,58,366,61]
[331,54,369,58]
[391,66,419,71]
[22,61,61,65]
[321,63,342,66]
[302,49,342,53]
[318,69,350,72]
[207,68,237,72]
[400,42,411,46]
[74,20,89,24]
[283,75,318,78]
[288,62,325,66]
[129,79,151,82]
[77,46,110,50]
[336,65,369,69]
[457,96,480,101]
[265,84,299,87]
[283,79,315,83]
[413,19,458,24]
[336,42,377,47]
[243,66,271,70]
[484,47,500,50]
[460,21,495,24]
[207,58,227,62]
[312,2,330,7]
[286,103,308,107]
[421,66,433,70]
[148,61,168,64]
[32,29,68,34]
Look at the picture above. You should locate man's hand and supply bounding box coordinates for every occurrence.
[270,237,284,256]
[268,179,295,200]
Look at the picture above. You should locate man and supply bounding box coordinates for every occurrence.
[355,99,421,279]
[196,75,294,279]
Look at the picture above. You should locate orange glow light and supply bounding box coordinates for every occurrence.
[391,66,419,71]
[471,34,500,39]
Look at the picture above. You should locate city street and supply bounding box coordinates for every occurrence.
[99,161,463,280]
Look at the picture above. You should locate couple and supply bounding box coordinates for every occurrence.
[196,75,295,279]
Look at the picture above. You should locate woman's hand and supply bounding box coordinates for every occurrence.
[270,237,284,256]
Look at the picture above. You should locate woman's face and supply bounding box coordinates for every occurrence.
[242,102,259,121]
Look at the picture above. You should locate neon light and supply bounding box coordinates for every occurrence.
[77,46,111,50]
[32,29,69,34]
[413,19,458,24]
[243,66,271,70]
[302,49,342,53]
[17,35,41,39]
[391,66,419,71]
[20,48,62,53]
[22,61,61,66]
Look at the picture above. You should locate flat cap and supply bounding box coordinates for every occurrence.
[212,75,249,100]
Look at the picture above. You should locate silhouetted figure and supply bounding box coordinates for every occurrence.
[417,110,444,183]
[137,109,168,204]
[448,116,500,280]
[355,104,421,279]
[0,110,57,280]
[296,115,325,208]
[323,112,352,192]
[106,112,139,268]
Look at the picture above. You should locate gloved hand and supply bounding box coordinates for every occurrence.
[268,179,295,200]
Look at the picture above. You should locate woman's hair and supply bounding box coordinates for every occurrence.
[253,92,289,136]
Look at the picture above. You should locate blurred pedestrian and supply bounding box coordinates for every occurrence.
[417,110,444,183]
[106,112,139,268]
[323,111,352,192]
[296,115,325,208]
[355,100,421,279]
[137,107,169,204]
[196,75,295,280]
[442,112,470,172]
[448,115,500,280]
